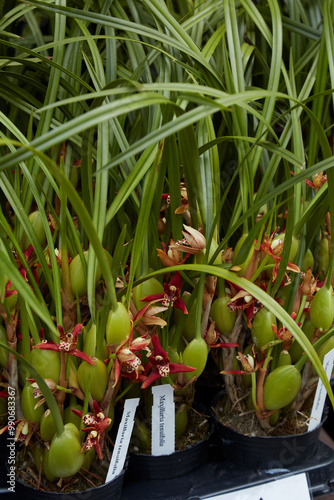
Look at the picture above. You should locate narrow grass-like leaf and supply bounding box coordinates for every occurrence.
[21,0,222,85]
[125,140,165,306]
[0,251,59,340]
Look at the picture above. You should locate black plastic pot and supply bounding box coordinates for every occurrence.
[126,420,214,481]
[211,392,326,470]
[322,377,334,440]
[11,469,125,500]
[193,353,224,409]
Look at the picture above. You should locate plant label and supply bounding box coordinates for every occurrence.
[308,348,334,432]
[106,397,140,481]
[151,384,175,456]
[201,472,311,499]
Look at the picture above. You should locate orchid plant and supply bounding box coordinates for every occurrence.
[0,0,334,494]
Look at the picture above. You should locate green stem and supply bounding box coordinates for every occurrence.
[56,350,67,417]
[296,295,307,324]
[250,255,270,283]
[96,305,109,361]
[55,384,73,394]
[170,284,198,350]
[217,278,226,298]
[59,154,74,304]
[270,342,282,372]
[251,372,260,412]
[19,297,33,360]
[195,274,205,340]
[80,373,91,431]
[113,382,135,404]
[263,346,273,371]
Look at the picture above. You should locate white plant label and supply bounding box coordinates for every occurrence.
[202,472,311,500]
[106,397,140,481]
[308,347,334,432]
[151,384,175,456]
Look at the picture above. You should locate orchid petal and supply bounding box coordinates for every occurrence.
[71,408,83,418]
[157,248,179,267]
[139,294,163,302]
[169,362,196,374]
[287,262,300,273]
[71,323,83,339]
[113,360,122,388]
[150,334,168,359]
[141,370,162,388]
[141,316,167,326]
[72,349,96,365]
[134,299,161,321]
[34,343,61,353]
[182,225,206,248]
[169,271,182,289]
[173,297,188,314]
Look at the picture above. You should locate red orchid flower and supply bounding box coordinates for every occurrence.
[4,244,39,299]
[26,378,57,409]
[169,225,206,255]
[306,171,327,190]
[16,328,45,353]
[161,185,189,214]
[221,346,264,376]
[271,312,300,349]
[0,418,35,445]
[141,334,196,389]
[300,268,318,299]
[157,240,189,267]
[291,170,327,191]
[15,419,36,444]
[19,244,39,283]
[260,233,300,282]
[3,280,18,299]
[72,401,111,459]
[34,324,95,365]
[138,272,187,314]
[227,283,262,327]
[113,325,151,387]
[204,322,238,349]
[134,272,188,326]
